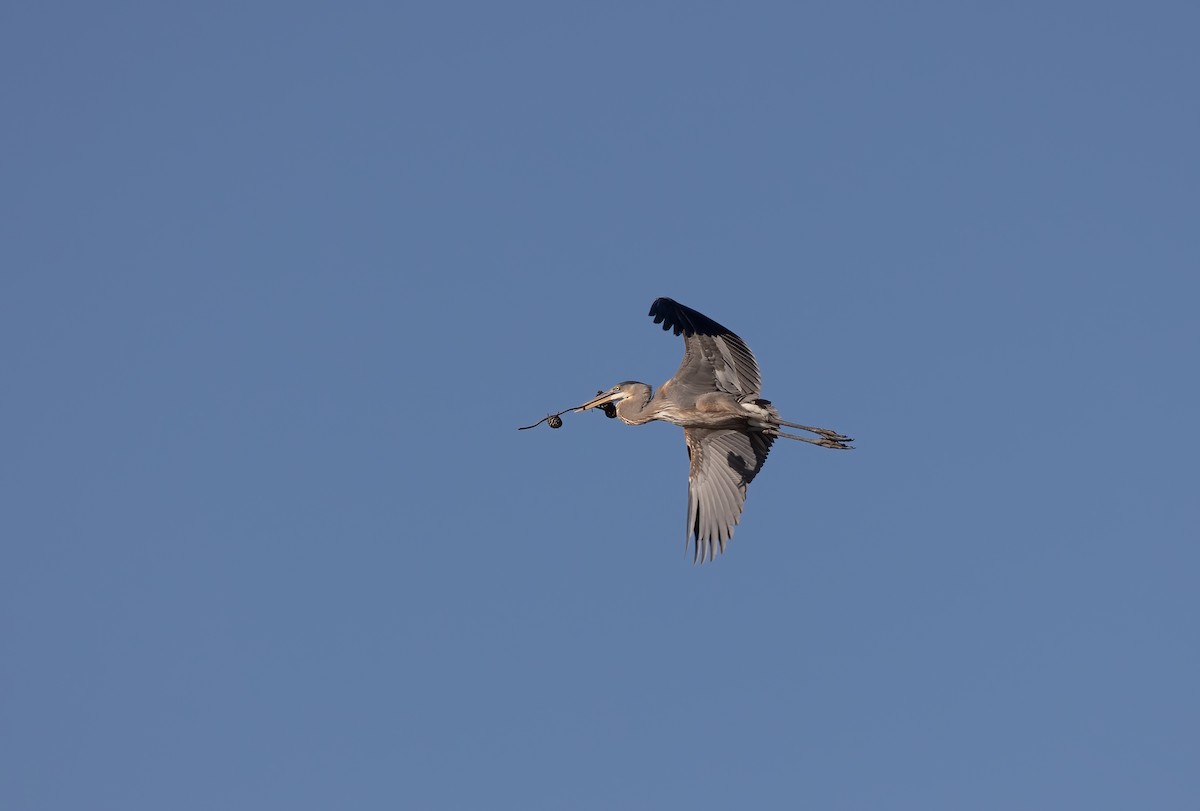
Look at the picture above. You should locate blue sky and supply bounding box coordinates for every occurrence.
[3,3,1197,809]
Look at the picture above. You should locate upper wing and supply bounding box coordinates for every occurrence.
[684,427,776,562]
[648,297,762,400]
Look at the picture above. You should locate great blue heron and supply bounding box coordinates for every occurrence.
[575,297,852,563]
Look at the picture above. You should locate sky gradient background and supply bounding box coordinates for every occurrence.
[3,3,1198,809]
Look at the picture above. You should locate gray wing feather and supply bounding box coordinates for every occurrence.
[684,427,776,562]
[649,298,762,400]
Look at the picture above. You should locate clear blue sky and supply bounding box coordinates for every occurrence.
[3,3,1197,809]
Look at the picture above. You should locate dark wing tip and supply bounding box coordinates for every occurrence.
[648,297,681,335]
[648,297,732,338]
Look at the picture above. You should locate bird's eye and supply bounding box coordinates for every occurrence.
[613,385,621,392]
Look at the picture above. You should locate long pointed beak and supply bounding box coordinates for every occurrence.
[575,390,622,412]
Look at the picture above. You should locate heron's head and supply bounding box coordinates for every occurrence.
[575,382,644,414]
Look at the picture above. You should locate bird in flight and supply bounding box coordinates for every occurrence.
[575,297,852,563]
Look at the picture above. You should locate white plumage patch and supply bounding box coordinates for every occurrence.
[740,400,774,429]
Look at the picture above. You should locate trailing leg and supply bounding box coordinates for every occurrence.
[766,429,854,450]
[775,418,853,444]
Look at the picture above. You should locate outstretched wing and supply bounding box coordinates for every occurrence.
[684,427,775,562]
[649,297,762,400]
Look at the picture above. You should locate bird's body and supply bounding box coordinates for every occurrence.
[608,384,775,430]
[576,298,852,562]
